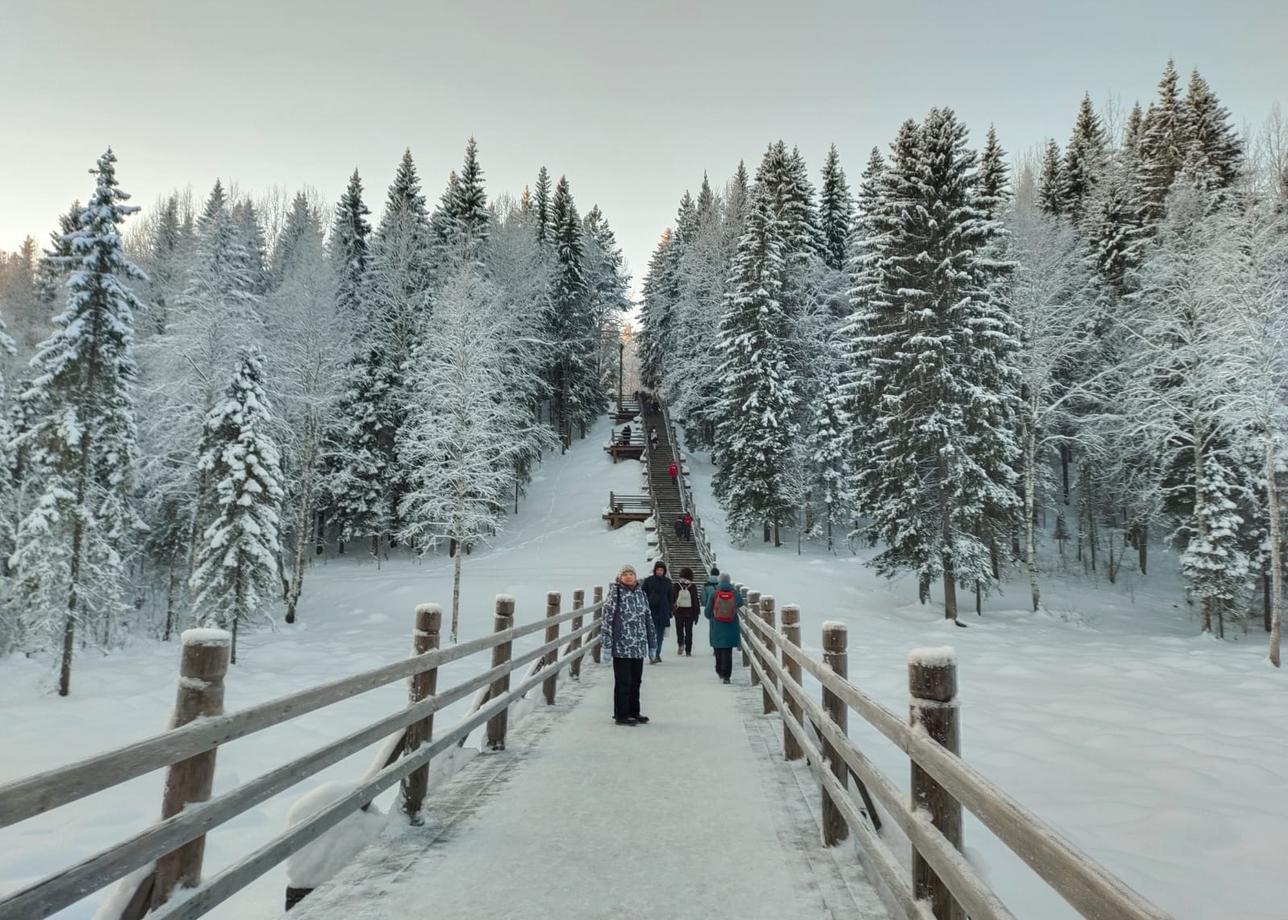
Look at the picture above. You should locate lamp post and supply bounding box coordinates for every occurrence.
[617,339,624,410]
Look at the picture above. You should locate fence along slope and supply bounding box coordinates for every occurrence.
[734,598,1174,920]
[0,588,607,920]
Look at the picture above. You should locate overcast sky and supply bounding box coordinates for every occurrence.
[2,0,1285,295]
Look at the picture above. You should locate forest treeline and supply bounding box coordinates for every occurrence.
[639,61,1288,664]
[0,140,631,692]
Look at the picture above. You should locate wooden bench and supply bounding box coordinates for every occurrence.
[605,438,645,463]
[603,491,652,529]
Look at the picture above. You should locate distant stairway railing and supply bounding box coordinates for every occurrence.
[0,587,608,920]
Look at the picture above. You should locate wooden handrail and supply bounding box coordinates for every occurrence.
[738,610,1173,920]
[0,619,599,920]
[0,601,601,830]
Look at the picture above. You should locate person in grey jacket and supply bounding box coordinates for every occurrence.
[600,564,657,725]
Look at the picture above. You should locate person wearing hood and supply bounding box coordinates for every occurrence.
[700,566,721,608]
[670,567,700,656]
[704,571,744,684]
[600,564,656,725]
[641,560,673,664]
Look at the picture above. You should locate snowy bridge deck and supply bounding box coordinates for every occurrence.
[289,654,881,920]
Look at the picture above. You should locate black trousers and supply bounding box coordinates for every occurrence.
[714,647,734,680]
[612,656,644,719]
[674,613,696,653]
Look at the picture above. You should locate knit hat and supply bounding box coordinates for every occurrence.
[653,560,667,574]
[710,566,720,577]
[618,564,637,579]
[719,571,732,585]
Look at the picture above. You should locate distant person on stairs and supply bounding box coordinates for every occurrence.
[641,561,673,664]
[671,567,699,656]
[667,461,678,483]
[704,572,743,684]
[681,512,693,541]
[601,565,655,726]
[649,427,659,449]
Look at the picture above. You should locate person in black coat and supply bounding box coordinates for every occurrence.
[640,561,673,664]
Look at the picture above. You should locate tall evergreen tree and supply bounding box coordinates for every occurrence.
[329,169,372,321]
[189,346,284,663]
[1180,69,1243,192]
[977,125,1011,220]
[819,144,854,271]
[1139,59,1186,220]
[8,150,143,694]
[546,176,599,442]
[1063,94,1108,223]
[533,166,553,247]
[1038,139,1066,216]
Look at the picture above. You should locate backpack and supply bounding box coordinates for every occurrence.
[713,588,737,623]
[676,583,693,609]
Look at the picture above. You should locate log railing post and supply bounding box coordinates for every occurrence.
[745,590,761,682]
[569,589,585,680]
[759,596,777,715]
[150,628,231,909]
[821,622,849,847]
[780,604,803,760]
[401,604,441,823]
[592,585,604,664]
[486,595,515,751]
[543,592,561,705]
[910,649,964,920]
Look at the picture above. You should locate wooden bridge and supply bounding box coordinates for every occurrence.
[0,402,1175,920]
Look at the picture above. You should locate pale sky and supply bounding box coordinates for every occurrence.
[2,0,1285,295]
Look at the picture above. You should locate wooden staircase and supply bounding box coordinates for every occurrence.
[642,403,712,579]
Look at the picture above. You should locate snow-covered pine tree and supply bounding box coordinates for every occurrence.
[532,166,553,248]
[330,169,372,321]
[546,175,600,443]
[819,144,855,272]
[851,109,1021,619]
[1179,69,1243,193]
[231,198,269,295]
[449,137,490,255]
[640,227,677,391]
[1139,59,1186,223]
[33,201,81,310]
[805,369,852,552]
[713,149,799,542]
[581,204,632,393]
[268,192,318,291]
[189,346,285,662]
[1038,139,1066,216]
[977,126,1011,221]
[399,263,553,641]
[8,150,143,694]
[1062,94,1108,224]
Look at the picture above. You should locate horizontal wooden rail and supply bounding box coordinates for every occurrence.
[740,618,1014,920]
[0,619,599,920]
[144,633,602,920]
[738,612,1172,920]
[0,601,601,830]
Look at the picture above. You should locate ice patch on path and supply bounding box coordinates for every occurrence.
[285,782,385,888]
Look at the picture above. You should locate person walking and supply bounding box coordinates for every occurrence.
[704,572,743,684]
[681,512,694,541]
[700,565,720,656]
[671,567,699,656]
[648,427,659,449]
[667,460,679,483]
[600,565,656,725]
[641,560,673,664]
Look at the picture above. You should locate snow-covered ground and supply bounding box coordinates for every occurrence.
[2,416,1284,920]
[0,419,646,920]
[683,446,1287,920]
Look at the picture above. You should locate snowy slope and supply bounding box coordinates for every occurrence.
[684,447,1287,920]
[0,418,649,920]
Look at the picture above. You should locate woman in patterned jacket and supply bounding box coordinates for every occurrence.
[600,564,657,725]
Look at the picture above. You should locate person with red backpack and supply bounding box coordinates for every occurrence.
[667,461,678,482]
[703,571,743,683]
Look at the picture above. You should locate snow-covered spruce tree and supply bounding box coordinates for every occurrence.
[640,227,677,392]
[1179,69,1243,194]
[7,150,143,694]
[805,369,852,552]
[532,165,553,248]
[332,150,432,553]
[712,154,799,542]
[266,197,346,624]
[819,145,855,272]
[399,263,554,642]
[189,346,284,662]
[977,126,1011,221]
[851,109,1021,619]
[33,201,81,312]
[1138,59,1186,224]
[581,204,632,393]
[1062,93,1108,224]
[1037,139,1066,217]
[546,175,600,443]
[448,137,490,256]
[231,198,269,295]
[330,169,372,322]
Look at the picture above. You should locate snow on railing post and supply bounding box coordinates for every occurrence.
[543,592,561,705]
[401,605,441,824]
[821,622,850,847]
[592,586,604,664]
[486,595,516,751]
[909,647,964,920]
[150,628,232,910]
[568,589,585,680]
[759,596,778,716]
[780,605,803,761]
[745,590,761,681]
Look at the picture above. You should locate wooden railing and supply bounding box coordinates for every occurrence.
[657,401,715,571]
[734,594,1173,920]
[0,588,607,920]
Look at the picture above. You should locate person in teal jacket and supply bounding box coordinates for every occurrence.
[703,571,743,684]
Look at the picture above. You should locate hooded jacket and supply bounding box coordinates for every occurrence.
[703,578,743,649]
[601,579,656,660]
